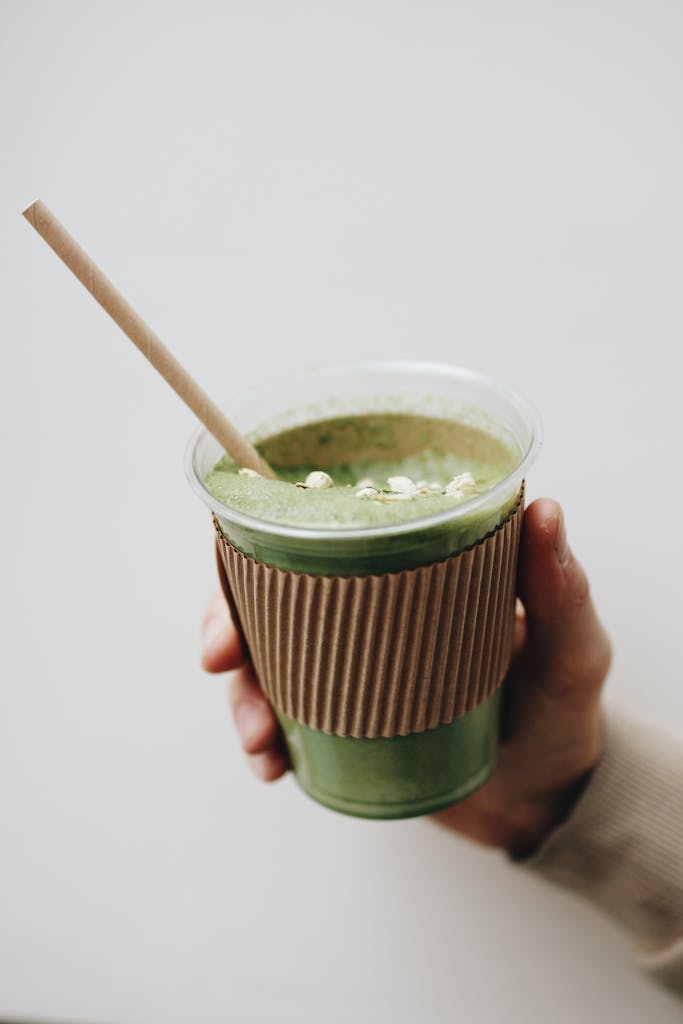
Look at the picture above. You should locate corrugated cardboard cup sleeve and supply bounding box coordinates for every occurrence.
[214,496,523,739]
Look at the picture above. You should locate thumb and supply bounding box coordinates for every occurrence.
[515,498,612,708]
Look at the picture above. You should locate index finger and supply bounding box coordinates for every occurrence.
[201,590,248,673]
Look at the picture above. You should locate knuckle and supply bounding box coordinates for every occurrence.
[567,564,591,611]
[549,633,612,699]
[227,671,248,711]
[203,590,228,627]
[594,633,613,683]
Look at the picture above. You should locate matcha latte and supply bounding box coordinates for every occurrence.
[204,412,518,536]
[187,362,541,818]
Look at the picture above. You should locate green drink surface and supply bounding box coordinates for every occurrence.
[205,413,518,531]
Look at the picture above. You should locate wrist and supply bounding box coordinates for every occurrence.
[504,767,598,858]
[505,707,607,857]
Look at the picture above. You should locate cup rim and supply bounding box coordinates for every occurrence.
[184,359,543,543]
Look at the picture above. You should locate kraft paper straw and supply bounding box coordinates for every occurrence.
[23,200,275,478]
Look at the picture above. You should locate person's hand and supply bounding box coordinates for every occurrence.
[201,498,611,854]
[201,588,290,782]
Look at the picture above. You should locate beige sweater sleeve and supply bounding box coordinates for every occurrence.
[524,706,683,996]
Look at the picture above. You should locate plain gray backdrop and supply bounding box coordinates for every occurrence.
[1,2,682,1021]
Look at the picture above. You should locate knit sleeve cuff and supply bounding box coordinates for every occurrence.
[522,705,683,987]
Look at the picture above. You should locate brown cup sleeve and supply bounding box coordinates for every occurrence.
[214,492,524,739]
[215,538,252,665]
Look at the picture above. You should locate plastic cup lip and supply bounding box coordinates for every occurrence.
[184,359,543,544]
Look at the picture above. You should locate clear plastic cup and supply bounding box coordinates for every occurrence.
[186,361,541,818]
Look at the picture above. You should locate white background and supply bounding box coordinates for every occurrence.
[1,2,682,1021]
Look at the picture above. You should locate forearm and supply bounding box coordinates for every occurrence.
[521,705,683,995]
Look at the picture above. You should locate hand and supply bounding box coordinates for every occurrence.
[201,592,290,783]
[201,498,611,854]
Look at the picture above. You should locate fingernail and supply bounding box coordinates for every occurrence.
[555,510,570,567]
[202,616,226,651]
[250,753,271,781]
[235,701,265,745]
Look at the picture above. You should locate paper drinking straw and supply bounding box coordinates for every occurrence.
[23,200,276,478]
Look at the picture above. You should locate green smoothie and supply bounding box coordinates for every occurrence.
[206,413,516,528]
[204,413,519,577]
[187,362,540,819]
